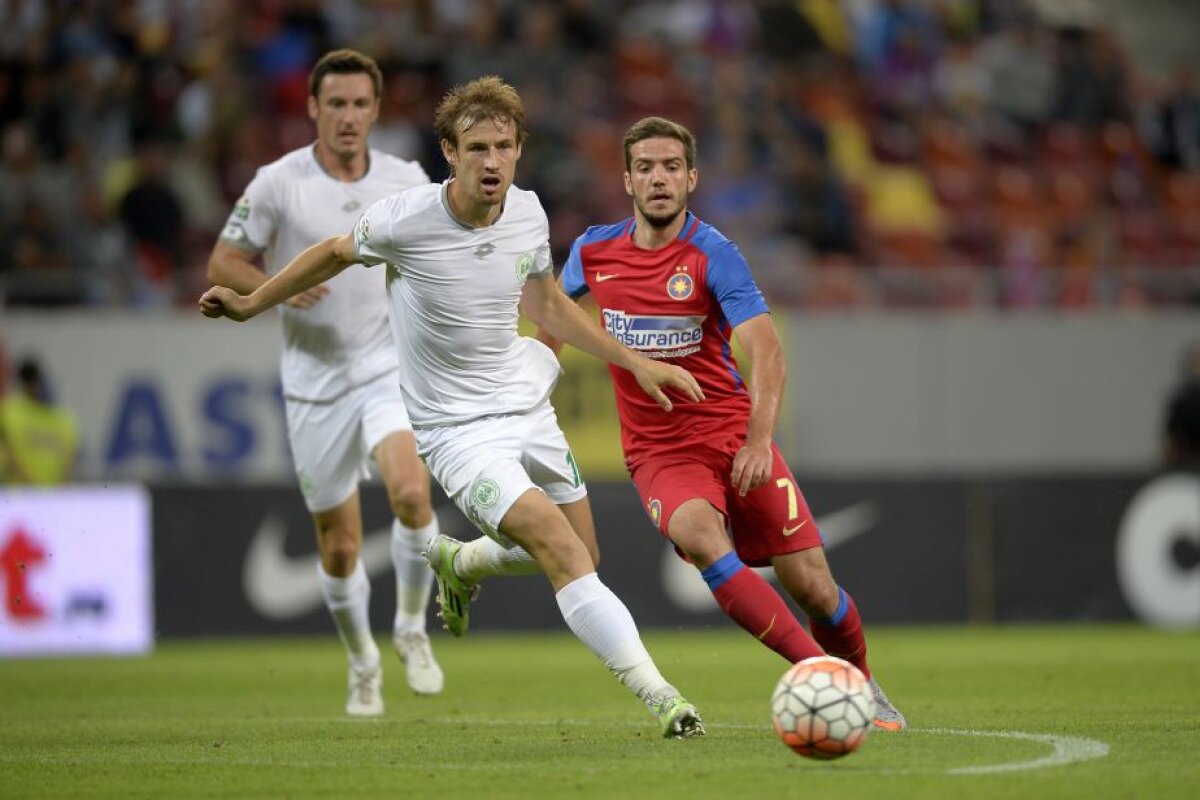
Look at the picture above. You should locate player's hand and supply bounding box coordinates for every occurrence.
[199,286,255,321]
[631,357,705,412]
[731,440,773,496]
[284,285,330,309]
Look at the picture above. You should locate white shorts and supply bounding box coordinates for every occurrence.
[416,398,587,547]
[285,371,412,512]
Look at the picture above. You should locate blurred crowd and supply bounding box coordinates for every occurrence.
[2,0,1199,310]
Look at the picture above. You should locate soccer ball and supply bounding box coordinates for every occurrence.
[770,656,876,759]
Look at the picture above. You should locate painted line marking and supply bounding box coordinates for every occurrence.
[0,717,1110,776]
[923,727,1111,775]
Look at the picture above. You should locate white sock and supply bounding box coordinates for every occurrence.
[392,517,437,634]
[318,559,379,672]
[455,536,540,584]
[555,572,676,706]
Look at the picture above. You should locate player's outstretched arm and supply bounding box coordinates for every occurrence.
[533,278,599,356]
[521,274,704,411]
[199,234,357,322]
[207,240,270,295]
[207,240,331,310]
[730,313,785,495]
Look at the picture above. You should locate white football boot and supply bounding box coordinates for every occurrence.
[346,663,384,717]
[392,631,444,696]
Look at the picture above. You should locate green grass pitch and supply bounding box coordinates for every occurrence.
[2,625,1198,799]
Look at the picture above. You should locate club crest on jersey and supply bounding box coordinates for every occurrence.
[515,252,534,282]
[667,270,694,300]
[470,478,501,510]
[648,498,662,528]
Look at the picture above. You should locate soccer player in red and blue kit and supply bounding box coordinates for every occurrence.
[547,116,906,731]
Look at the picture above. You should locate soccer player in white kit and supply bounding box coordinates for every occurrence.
[206,50,443,717]
[200,75,707,738]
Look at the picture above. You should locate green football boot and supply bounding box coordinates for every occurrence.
[652,695,706,739]
[424,534,478,637]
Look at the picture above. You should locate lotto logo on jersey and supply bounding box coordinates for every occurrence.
[602,310,703,359]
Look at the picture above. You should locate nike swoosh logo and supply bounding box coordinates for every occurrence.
[782,520,808,536]
[662,501,879,613]
[595,273,619,282]
[243,505,458,620]
[755,614,777,640]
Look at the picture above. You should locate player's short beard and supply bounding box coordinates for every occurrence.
[637,192,688,230]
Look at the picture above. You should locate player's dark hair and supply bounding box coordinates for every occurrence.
[16,358,41,388]
[434,75,528,149]
[15,357,47,403]
[623,117,697,171]
[309,49,383,100]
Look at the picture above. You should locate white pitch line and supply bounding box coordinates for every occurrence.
[921,727,1110,775]
[0,717,1111,777]
[425,718,1111,775]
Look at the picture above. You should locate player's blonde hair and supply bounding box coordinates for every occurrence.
[309,49,383,100]
[623,117,697,171]
[434,75,528,148]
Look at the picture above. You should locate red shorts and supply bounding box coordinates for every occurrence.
[629,438,822,567]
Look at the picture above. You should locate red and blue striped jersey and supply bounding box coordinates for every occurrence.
[561,212,770,467]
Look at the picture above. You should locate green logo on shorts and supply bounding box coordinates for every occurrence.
[515,252,534,282]
[298,471,315,501]
[566,450,582,488]
[471,478,501,510]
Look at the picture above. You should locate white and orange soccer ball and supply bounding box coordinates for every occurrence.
[770,656,876,759]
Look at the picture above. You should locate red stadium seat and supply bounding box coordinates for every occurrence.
[1042,123,1098,169]
[924,118,981,171]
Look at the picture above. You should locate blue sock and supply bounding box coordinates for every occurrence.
[700,551,744,591]
[814,586,849,626]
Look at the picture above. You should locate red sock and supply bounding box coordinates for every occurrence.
[710,566,824,664]
[810,588,871,679]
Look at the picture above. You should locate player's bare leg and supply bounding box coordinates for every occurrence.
[498,490,703,738]
[773,547,907,731]
[374,431,443,696]
[496,491,591,588]
[424,493,597,635]
[668,499,823,663]
[556,494,601,568]
[313,493,382,716]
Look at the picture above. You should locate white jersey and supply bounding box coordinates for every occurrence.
[220,145,430,402]
[352,180,561,428]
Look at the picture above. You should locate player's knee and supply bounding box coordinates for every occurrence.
[513,518,592,581]
[670,529,729,569]
[386,478,430,527]
[319,536,360,575]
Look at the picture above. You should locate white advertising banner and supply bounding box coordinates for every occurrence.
[4,310,290,481]
[3,309,1197,478]
[0,486,154,656]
